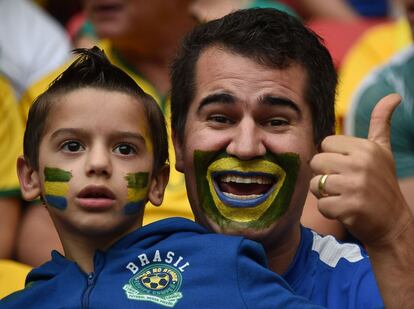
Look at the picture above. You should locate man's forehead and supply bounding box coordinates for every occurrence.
[192,46,309,111]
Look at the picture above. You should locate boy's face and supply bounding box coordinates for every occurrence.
[173,47,317,247]
[21,88,167,241]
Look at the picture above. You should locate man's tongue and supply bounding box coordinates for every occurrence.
[219,182,271,196]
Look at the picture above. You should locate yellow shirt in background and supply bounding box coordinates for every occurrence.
[0,75,23,197]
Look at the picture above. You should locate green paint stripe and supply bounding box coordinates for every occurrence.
[125,172,148,189]
[44,167,72,182]
[0,188,21,198]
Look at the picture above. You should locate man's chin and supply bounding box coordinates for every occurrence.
[200,214,280,244]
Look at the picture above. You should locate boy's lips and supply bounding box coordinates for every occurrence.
[76,185,116,209]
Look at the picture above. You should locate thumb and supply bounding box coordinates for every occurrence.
[368,93,401,149]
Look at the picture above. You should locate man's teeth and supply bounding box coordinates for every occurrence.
[223,192,262,199]
[220,174,272,184]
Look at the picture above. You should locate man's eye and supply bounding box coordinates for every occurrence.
[209,115,232,124]
[268,118,288,126]
[61,141,84,152]
[114,144,137,156]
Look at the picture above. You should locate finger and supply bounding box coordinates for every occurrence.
[319,135,367,155]
[316,195,343,220]
[309,174,342,198]
[368,93,401,149]
[310,152,350,175]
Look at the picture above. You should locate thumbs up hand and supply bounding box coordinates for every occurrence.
[309,94,412,247]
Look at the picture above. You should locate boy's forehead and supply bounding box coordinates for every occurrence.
[43,87,149,134]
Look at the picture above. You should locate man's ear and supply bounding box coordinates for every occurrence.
[172,129,184,173]
[148,164,170,206]
[17,156,42,201]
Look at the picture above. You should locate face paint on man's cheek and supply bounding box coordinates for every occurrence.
[44,167,72,210]
[194,150,300,229]
[124,172,149,215]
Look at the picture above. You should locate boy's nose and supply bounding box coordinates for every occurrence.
[85,145,112,177]
[226,119,266,160]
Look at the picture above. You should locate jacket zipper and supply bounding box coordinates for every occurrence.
[82,272,96,309]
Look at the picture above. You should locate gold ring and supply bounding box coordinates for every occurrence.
[318,174,329,197]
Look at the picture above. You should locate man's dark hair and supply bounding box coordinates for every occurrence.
[171,8,337,144]
[24,46,168,174]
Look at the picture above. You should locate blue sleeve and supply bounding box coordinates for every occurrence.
[350,262,384,309]
[237,239,325,308]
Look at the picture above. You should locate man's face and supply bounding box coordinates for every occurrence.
[174,47,317,245]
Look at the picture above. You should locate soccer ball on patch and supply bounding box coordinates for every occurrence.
[141,272,170,290]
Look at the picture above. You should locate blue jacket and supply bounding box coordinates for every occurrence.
[1,218,322,309]
[284,226,384,308]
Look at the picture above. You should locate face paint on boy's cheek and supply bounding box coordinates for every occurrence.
[44,167,72,210]
[123,172,150,215]
[194,150,300,229]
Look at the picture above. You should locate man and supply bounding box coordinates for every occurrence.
[170,8,414,308]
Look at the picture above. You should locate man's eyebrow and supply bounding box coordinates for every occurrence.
[197,92,235,113]
[259,95,302,116]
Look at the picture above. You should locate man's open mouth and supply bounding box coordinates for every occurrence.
[212,172,277,208]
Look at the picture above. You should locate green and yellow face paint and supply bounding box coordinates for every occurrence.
[124,172,149,215]
[194,150,300,229]
[44,167,72,210]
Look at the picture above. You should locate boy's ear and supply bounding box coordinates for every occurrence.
[148,164,170,206]
[17,156,42,201]
[172,129,184,173]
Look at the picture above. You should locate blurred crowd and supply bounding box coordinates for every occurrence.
[1,0,413,298]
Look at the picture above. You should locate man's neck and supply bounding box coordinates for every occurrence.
[264,224,302,275]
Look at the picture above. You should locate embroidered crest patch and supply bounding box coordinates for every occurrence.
[123,263,183,307]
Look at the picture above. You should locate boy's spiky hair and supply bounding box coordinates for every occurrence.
[24,47,168,173]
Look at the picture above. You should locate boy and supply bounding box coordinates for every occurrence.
[1,47,323,308]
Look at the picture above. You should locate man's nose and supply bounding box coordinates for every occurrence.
[85,144,112,177]
[226,118,266,160]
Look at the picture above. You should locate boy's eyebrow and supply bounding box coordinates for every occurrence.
[259,95,302,116]
[50,128,84,140]
[50,128,146,144]
[197,92,235,113]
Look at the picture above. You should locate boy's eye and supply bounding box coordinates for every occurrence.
[114,144,137,156]
[61,141,84,152]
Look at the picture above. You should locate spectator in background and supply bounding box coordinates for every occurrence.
[0,0,72,266]
[16,0,196,267]
[0,0,71,99]
[341,0,414,211]
[346,45,414,211]
[336,0,413,131]
[0,75,24,260]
